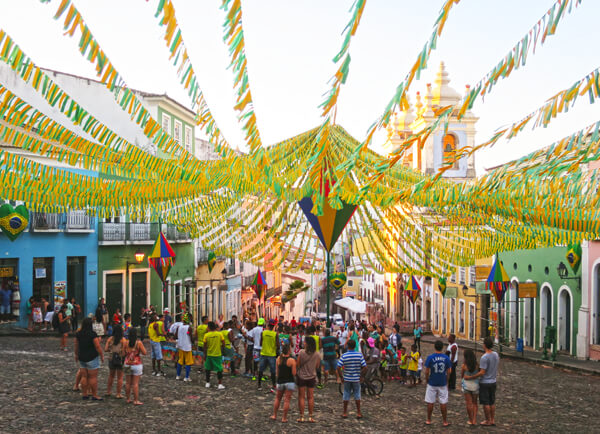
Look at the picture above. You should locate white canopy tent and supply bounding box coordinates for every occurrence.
[334,297,366,314]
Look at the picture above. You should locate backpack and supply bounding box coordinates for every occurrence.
[111,351,123,368]
[52,311,59,330]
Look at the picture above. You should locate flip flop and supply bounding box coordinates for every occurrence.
[82,396,89,400]
[443,422,451,427]
[281,419,288,423]
[307,417,316,423]
[297,417,304,423]
[133,401,143,405]
[425,421,432,425]
[115,395,123,399]
[269,416,277,421]
[91,397,104,401]
[356,415,363,420]
[341,414,348,419]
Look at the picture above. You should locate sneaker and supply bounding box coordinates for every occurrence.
[218,384,225,390]
[316,383,324,389]
[205,382,211,388]
[251,376,257,381]
[269,388,276,394]
[183,377,192,382]
[176,376,182,380]
[257,385,262,391]
[151,372,157,376]
[159,371,166,377]
[262,376,269,381]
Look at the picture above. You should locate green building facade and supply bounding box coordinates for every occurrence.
[497,246,581,356]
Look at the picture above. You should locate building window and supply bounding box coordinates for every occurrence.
[458,267,466,285]
[450,298,456,334]
[174,120,182,144]
[161,113,171,135]
[184,125,192,153]
[348,280,353,287]
[450,269,456,283]
[459,300,465,334]
[469,266,476,287]
[442,133,458,169]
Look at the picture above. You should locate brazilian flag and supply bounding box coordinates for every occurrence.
[438,277,447,297]
[329,272,347,289]
[566,243,582,273]
[207,251,217,273]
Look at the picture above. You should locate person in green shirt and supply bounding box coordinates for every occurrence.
[196,315,209,369]
[258,319,279,392]
[203,321,225,390]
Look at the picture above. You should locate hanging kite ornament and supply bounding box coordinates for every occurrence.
[329,272,347,289]
[485,255,510,303]
[405,275,421,303]
[148,231,176,293]
[207,251,217,273]
[566,243,582,273]
[438,277,447,297]
[0,203,29,242]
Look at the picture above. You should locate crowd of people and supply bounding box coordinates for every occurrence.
[63,301,499,426]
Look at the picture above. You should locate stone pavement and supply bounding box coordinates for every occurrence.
[420,335,600,376]
[1,336,599,433]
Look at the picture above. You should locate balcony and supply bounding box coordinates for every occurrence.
[197,248,211,264]
[99,222,190,245]
[31,211,94,232]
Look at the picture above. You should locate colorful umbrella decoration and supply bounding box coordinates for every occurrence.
[207,251,217,273]
[405,275,421,303]
[438,277,447,297]
[566,243,582,273]
[148,231,176,292]
[329,272,347,289]
[298,180,357,252]
[252,268,267,299]
[485,256,510,303]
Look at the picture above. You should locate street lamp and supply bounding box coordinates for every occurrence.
[134,250,145,264]
[557,262,569,279]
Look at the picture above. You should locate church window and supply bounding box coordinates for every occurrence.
[442,133,458,169]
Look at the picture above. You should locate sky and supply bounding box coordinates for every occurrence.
[0,0,598,174]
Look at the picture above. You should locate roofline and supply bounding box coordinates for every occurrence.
[40,67,195,117]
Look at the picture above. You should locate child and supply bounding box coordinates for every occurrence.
[398,346,408,384]
[148,314,166,376]
[122,313,132,338]
[407,344,420,387]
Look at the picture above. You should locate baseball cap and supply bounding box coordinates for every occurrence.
[269,319,276,326]
[367,337,375,348]
[164,308,170,313]
[257,317,265,326]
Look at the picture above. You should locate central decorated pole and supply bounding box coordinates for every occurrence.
[326,250,331,327]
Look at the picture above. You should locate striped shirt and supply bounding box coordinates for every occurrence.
[337,350,366,383]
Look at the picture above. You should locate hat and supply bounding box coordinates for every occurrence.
[257,317,265,326]
[367,337,375,348]
[269,319,276,326]
[164,308,170,313]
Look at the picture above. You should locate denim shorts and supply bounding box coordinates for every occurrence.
[343,381,361,401]
[150,341,163,360]
[276,382,296,391]
[124,364,143,376]
[259,355,276,373]
[79,356,100,370]
[322,358,338,372]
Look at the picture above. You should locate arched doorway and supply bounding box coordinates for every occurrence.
[508,281,518,342]
[540,285,553,345]
[558,288,572,352]
[523,297,535,347]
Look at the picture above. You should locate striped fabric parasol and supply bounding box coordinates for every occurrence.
[485,255,510,302]
[405,275,421,303]
[148,231,176,291]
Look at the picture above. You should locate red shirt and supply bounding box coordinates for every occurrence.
[290,319,297,328]
[113,313,122,324]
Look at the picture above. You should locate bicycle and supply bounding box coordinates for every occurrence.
[338,374,384,397]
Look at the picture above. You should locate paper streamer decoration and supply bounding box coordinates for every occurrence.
[0,203,29,241]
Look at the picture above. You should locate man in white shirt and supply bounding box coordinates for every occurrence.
[445,334,459,390]
[247,317,264,380]
[337,326,348,353]
[175,314,195,382]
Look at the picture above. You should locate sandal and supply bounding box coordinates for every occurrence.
[115,395,123,399]
[297,417,304,423]
[281,418,288,423]
[91,397,104,401]
[82,396,89,400]
[356,414,363,420]
[133,401,143,405]
[307,417,316,423]
[342,414,348,419]
[270,416,277,421]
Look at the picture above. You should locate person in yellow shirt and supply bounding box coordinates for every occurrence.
[258,319,279,392]
[407,344,420,387]
[148,314,166,376]
[203,321,226,389]
[399,346,409,384]
[196,315,209,369]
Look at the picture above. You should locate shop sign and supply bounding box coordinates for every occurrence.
[443,286,458,298]
[476,266,492,281]
[476,281,491,295]
[343,289,356,298]
[53,281,66,306]
[0,267,13,277]
[519,282,538,298]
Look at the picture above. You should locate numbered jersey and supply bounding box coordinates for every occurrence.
[424,353,452,387]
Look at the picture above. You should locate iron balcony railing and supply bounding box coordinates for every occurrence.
[99,222,190,243]
[31,211,94,231]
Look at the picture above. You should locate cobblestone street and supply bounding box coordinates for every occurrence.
[1,336,599,433]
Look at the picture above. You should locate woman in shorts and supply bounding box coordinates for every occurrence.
[270,343,296,423]
[57,304,71,351]
[105,324,125,398]
[123,327,146,405]
[461,349,480,425]
[74,317,104,400]
[296,336,321,423]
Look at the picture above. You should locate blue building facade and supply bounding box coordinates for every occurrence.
[0,209,98,327]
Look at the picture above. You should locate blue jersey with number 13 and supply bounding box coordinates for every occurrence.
[425,353,452,387]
